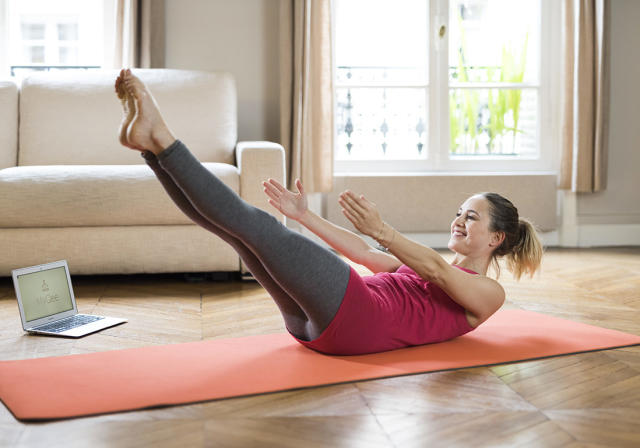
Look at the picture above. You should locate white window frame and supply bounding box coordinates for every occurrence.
[14,15,82,66]
[333,0,562,174]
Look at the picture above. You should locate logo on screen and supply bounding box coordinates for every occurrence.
[41,280,49,292]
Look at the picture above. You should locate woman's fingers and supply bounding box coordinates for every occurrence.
[341,208,359,227]
[295,178,304,195]
[267,199,282,212]
[338,197,357,218]
[358,194,376,209]
[263,180,285,197]
[340,191,369,216]
[263,187,279,203]
[267,178,286,192]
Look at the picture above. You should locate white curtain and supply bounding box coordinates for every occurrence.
[559,0,609,192]
[113,0,165,68]
[279,0,335,193]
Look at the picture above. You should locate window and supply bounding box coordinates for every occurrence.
[334,0,561,173]
[0,0,106,79]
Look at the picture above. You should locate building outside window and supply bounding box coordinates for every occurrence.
[334,0,560,173]
[0,0,105,79]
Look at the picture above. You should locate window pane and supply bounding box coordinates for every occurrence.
[336,88,427,160]
[59,46,78,64]
[7,0,104,76]
[335,0,428,85]
[57,23,78,41]
[449,88,537,156]
[21,23,45,40]
[449,0,539,83]
[23,45,45,63]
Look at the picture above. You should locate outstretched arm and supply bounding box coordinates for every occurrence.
[263,179,401,273]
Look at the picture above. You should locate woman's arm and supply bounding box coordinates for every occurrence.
[298,209,402,273]
[339,191,505,322]
[263,178,401,273]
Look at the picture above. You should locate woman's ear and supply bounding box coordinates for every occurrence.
[490,231,505,248]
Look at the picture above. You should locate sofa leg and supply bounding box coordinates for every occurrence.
[240,272,256,282]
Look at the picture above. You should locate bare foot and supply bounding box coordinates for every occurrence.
[121,69,176,155]
[115,69,136,150]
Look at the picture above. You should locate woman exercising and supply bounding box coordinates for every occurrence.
[115,69,543,355]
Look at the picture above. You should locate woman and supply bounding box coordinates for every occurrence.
[115,69,543,355]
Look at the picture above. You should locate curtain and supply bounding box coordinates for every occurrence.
[279,0,334,193]
[113,0,165,68]
[559,0,609,193]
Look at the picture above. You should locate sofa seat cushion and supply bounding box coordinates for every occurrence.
[0,163,239,228]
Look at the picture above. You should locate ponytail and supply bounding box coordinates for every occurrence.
[504,218,543,280]
[482,193,544,280]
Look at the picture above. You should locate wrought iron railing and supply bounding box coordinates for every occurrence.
[10,65,100,77]
[335,65,537,159]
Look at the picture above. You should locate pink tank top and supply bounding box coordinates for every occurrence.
[291,264,477,355]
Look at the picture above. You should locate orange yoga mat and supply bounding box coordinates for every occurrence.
[1,309,639,421]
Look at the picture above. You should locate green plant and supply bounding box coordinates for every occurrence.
[450,9,529,155]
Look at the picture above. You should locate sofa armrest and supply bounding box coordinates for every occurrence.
[236,141,286,221]
[0,80,18,169]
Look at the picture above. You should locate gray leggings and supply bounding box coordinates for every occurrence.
[142,140,351,341]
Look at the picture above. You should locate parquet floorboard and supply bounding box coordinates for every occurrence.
[0,247,638,447]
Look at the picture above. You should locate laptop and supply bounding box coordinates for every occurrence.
[12,260,127,337]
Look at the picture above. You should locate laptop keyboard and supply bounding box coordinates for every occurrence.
[34,315,105,333]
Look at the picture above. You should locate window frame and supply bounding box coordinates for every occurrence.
[333,0,562,174]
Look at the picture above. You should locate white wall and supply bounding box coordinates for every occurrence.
[165,0,280,143]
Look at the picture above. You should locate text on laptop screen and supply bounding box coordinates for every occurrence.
[18,266,73,321]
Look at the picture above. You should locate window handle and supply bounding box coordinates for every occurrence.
[434,15,447,52]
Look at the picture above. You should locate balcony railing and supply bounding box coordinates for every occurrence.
[10,65,100,78]
[335,65,537,160]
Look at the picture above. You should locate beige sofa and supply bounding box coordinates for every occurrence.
[0,69,285,276]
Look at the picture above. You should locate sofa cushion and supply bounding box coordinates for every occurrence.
[0,163,239,228]
[18,69,237,166]
[0,80,18,170]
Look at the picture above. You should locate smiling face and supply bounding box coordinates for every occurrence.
[447,195,504,258]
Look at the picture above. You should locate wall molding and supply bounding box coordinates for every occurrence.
[577,224,640,247]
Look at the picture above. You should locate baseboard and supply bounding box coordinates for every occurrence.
[577,224,640,247]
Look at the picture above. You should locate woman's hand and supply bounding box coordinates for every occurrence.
[338,190,384,238]
[263,178,308,221]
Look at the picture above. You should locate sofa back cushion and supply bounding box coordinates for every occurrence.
[0,80,18,169]
[18,69,237,166]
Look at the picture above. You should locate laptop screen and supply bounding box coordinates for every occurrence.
[17,266,74,322]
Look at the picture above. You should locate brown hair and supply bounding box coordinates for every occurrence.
[481,192,543,280]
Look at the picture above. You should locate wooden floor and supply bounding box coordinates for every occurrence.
[0,247,639,447]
